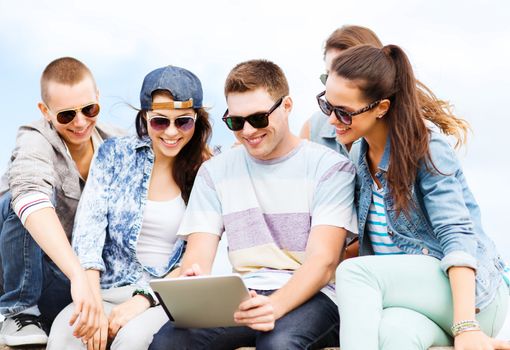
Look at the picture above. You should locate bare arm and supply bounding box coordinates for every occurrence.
[270,225,344,317]
[235,225,345,331]
[25,208,83,281]
[24,208,99,341]
[84,270,108,350]
[179,233,221,276]
[448,267,510,350]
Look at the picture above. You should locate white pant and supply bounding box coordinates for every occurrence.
[47,286,168,350]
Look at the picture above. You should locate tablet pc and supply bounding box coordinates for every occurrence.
[150,274,250,328]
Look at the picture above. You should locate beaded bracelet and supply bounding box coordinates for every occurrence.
[451,320,480,337]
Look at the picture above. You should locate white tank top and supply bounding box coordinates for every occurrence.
[136,195,186,269]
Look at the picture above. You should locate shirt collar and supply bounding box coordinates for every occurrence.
[360,136,391,173]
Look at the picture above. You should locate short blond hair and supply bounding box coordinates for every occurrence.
[40,57,96,103]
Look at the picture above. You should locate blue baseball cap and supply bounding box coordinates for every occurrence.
[140,65,203,110]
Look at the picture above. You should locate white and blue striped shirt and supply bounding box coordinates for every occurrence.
[367,183,404,255]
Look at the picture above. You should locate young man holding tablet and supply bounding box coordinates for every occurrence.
[150,59,357,349]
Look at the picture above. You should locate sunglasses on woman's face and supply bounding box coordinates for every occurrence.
[147,114,197,131]
[50,103,101,124]
[316,91,381,125]
[222,97,284,131]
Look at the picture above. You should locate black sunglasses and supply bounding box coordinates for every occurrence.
[51,103,101,124]
[222,97,284,131]
[316,91,381,125]
[147,114,196,131]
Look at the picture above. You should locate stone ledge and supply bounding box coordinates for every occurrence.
[0,345,454,349]
[236,347,454,350]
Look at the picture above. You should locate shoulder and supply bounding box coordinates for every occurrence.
[421,128,460,175]
[302,140,351,164]
[96,135,143,159]
[300,140,356,177]
[203,145,244,168]
[428,128,454,152]
[95,122,128,139]
[14,120,58,155]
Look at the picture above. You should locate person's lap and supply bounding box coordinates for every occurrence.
[48,286,168,350]
[149,290,339,350]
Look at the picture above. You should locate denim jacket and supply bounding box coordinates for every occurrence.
[72,135,185,291]
[354,129,506,310]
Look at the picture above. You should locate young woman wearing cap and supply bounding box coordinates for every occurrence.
[47,65,212,350]
[322,44,510,350]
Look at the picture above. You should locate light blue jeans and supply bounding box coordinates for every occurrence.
[336,255,509,350]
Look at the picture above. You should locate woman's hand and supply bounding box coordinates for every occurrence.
[454,330,510,350]
[107,296,151,339]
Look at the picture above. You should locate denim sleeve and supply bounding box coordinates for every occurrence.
[72,140,115,272]
[417,133,477,273]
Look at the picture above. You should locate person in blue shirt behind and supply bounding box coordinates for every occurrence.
[321,44,510,349]
[47,65,212,350]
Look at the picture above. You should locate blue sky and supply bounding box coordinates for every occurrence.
[0,0,509,262]
[1,0,510,336]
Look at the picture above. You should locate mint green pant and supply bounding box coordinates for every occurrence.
[336,255,509,350]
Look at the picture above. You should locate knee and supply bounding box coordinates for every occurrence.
[379,310,423,350]
[111,328,153,350]
[47,314,82,350]
[336,257,371,296]
[336,256,362,280]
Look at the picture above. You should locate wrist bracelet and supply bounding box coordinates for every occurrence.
[132,289,157,307]
[451,319,480,337]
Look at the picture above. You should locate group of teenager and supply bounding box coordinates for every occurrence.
[0,25,508,350]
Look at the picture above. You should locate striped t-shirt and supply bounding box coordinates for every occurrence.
[367,183,404,255]
[177,140,358,303]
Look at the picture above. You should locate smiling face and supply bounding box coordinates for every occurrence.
[39,76,99,150]
[146,93,196,162]
[226,88,294,160]
[325,73,389,145]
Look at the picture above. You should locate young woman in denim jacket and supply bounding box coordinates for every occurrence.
[47,66,212,350]
[319,44,510,349]
[301,25,470,261]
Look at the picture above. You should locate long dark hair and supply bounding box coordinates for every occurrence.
[331,44,436,212]
[135,91,212,204]
[325,25,469,148]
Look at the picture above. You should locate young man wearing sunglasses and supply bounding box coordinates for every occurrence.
[0,57,122,346]
[150,59,358,349]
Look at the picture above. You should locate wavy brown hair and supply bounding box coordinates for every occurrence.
[135,90,212,204]
[331,44,436,212]
[325,25,469,148]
